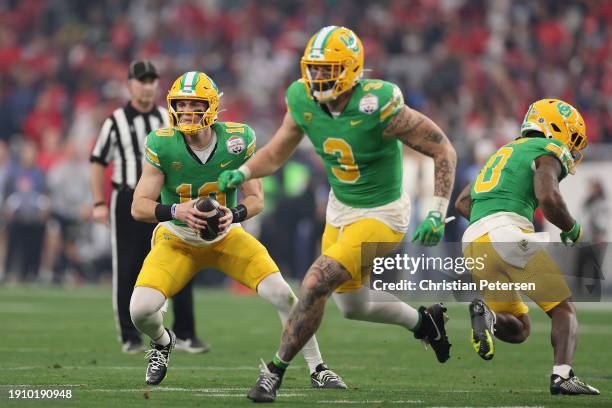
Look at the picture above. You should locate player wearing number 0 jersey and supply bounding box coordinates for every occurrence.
[218,26,458,402]
[129,71,344,389]
[456,98,599,395]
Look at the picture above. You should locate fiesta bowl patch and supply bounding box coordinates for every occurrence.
[226,135,245,154]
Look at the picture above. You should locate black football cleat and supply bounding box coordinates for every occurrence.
[247,359,283,403]
[310,364,347,389]
[469,299,496,361]
[145,329,176,385]
[414,303,451,363]
[550,370,600,395]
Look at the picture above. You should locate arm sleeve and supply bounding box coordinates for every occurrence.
[90,117,115,165]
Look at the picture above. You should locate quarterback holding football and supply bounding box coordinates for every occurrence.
[129,71,344,388]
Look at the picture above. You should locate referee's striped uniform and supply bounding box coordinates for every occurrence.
[90,102,196,345]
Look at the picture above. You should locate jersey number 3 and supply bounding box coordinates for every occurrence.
[474,146,513,193]
[323,138,361,183]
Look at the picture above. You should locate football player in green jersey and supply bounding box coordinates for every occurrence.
[456,98,599,395]
[129,71,345,389]
[217,26,457,402]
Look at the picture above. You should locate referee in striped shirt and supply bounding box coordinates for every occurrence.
[90,60,208,354]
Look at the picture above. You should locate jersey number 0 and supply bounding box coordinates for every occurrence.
[474,146,513,193]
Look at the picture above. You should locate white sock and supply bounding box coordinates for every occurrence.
[130,286,169,345]
[332,286,420,330]
[257,272,323,373]
[553,364,572,379]
[155,329,171,346]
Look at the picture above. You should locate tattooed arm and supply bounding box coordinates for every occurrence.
[383,106,457,201]
[455,183,472,220]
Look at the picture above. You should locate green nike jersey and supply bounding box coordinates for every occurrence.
[144,121,256,227]
[286,78,404,208]
[470,137,573,224]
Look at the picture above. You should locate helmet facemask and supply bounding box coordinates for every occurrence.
[301,59,358,102]
[168,98,214,136]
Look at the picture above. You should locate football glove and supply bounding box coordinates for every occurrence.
[218,169,246,192]
[412,210,445,246]
[560,222,582,246]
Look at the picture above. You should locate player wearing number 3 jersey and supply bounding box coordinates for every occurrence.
[217,26,458,402]
[129,71,343,389]
[456,98,599,395]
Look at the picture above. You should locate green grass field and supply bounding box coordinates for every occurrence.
[1,285,610,407]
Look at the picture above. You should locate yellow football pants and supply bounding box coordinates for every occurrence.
[463,232,571,317]
[322,218,405,293]
[135,225,279,298]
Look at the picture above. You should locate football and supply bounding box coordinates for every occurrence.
[194,197,222,241]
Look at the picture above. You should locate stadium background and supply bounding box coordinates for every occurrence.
[1,0,610,285]
[1,1,612,406]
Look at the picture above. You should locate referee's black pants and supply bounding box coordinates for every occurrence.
[110,187,196,343]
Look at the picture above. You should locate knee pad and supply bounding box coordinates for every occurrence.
[130,286,166,322]
[257,272,297,312]
[332,289,369,320]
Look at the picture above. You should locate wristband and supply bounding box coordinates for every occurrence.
[93,201,106,207]
[237,165,252,181]
[231,204,248,223]
[155,204,173,222]
[431,196,450,216]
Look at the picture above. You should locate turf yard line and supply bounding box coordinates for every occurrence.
[196,393,307,397]
[5,366,291,371]
[317,400,423,404]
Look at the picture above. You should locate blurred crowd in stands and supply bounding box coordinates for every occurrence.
[0,0,610,284]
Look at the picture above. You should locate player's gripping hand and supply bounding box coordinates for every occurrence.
[217,205,233,234]
[560,221,582,246]
[412,211,445,246]
[218,170,246,192]
[173,199,209,231]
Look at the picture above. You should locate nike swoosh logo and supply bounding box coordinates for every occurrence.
[429,315,442,341]
[350,120,363,126]
[220,160,234,168]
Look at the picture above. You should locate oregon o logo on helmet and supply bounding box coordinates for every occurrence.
[556,102,572,118]
[339,33,360,52]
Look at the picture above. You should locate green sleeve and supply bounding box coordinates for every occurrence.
[242,125,257,162]
[143,131,162,170]
[378,81,404,128]
[285,80,308,131]
[537,139,572,180]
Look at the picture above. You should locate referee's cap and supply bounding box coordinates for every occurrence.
[128,60,159,80]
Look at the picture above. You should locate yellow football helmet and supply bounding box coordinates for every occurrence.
[167,71,221,135]
[521,98,587,171]
[300,26,364,102]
